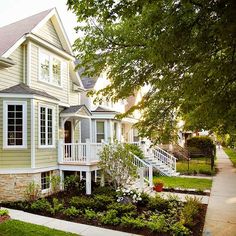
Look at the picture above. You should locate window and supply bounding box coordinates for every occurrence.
[96,121,105,143]
[3,101,27,148]
[39,50,61,86]
[39,106,54,147]
[133,128,139,142]
[41,171,51,190]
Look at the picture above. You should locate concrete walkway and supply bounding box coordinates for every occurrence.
[203,149,236,236]
[4,208,139,236]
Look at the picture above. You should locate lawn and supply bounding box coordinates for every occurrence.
[154,176,212,191]
[0,220,78,236]
[223,148,236,167]
[177,157,216,176]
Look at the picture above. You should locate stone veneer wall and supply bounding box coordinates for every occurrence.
[0,170,59,202]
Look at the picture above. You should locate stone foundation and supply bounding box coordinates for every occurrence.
[0,170,59,202]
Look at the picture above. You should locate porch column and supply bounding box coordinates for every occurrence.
[86,171,92,194]
[89,118,93,142]
[58,117,66,163]
[108,120,113,143]
[117,122,121,142]
[59,170,64,190]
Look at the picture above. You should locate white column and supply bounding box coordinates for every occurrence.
[86,171,92,195]
[30,99,35,168]
[109,120,113,143]
[117,122,121,142]
[59,170,64,190]
[89,118,93,142]
[86,138,91,163]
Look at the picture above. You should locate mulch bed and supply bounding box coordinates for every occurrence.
[0,215,10,224]
[163,188,210,196]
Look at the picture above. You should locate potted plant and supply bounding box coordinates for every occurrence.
[153,178,164,192]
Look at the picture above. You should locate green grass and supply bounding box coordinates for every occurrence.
[154,176,212,191]
[177,157,216,176]
[0,220,78,236]
[224,148,236,167]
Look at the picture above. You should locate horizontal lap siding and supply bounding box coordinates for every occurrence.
[30,44,69,104]
[34,100,58,168]
[36,20,63,50]
[0,98,31,168]
[0,46,23,90]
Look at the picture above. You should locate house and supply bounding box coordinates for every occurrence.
[0,8,141,201]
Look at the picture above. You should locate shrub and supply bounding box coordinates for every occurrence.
[24,181,41,202]
[148,195,169,211]
[84,209,97,220]
[147,214,168,232]
[30,198,52,213]
[137,192,150,207]
[180,196,201,227]
[186,136,216,157]
[171,222,191,235]
[124,143,145,159]
[50,175,61,193]
[50,198,64,215]
[107,202,137,216]
[100,209,120,225]
[64,176,85,194]
[94,194,114,210]
[63,206,81,218]
[0,209,9,216]
[121,216,146,229]
[69,196,95,209]
[93,186,116,196]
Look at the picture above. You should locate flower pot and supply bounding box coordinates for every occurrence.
[153,184,163,192]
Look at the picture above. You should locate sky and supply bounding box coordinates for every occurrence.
[0,0,79,44]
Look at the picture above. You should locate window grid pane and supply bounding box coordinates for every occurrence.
[41,171,50,190]
[40,107,53,146]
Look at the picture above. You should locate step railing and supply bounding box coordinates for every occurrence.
[131,152,153,187]
[153,147,177,172]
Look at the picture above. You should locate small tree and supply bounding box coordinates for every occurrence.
[24,181,41,202]
[99,142,137,189]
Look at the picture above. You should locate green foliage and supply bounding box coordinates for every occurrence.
[186,136,216,157]
[68,0,236,140]
[94,194,114,210]
[0,209,9,216]
[98,142,137,188]
[180,196,201,227]
[100,209,120,225]
[153,178,164,186]
[50,198,64,215]
[171,222,191,236]
[224,148,236,167]
[84,209,97,220]
[147,214,168,232]
[69,196,95,209]
[124,143,144,159]
[30,198,51,213]
[107,202,137,216]
[63,206,81,218]
[137,192,150,207]
[24,181,41,202]
[64,176,85,194]
[121,216,146,229]
[92,186,116,197]
[148,195,169,211]
[50,175,61,194]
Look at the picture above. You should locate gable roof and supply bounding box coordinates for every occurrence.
[0,9,52,57]
[92,106,118,113]
[0,83,59,101]
[60,105,92,117]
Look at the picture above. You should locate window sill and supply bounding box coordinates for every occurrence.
[38,145,56,149]
[3,146,27,150]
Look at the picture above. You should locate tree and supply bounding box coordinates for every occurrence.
[98,142,137,188]
[68,0,236,141]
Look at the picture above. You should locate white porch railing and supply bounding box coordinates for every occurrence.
[61,142,103,164]
[131,153,153,187]
[153,147,177,171]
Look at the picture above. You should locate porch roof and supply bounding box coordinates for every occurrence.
[60,104,91,119]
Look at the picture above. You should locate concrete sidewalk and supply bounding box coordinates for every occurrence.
[4,208,139,236]
[203,149,236,236]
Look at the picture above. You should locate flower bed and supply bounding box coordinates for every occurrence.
[1,182,207,236]
[0,209,10,224]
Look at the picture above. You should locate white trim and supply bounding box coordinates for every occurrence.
[38,47,63,88]
[31,99,36,168]
[3,101,27,149]
[0,166,58,174]
[38,104,56,148]
[26,42,32,86]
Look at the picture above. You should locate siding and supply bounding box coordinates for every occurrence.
[0,98,31,168]
[69,81,79,106]
[34,100,58,168]
[0,46,24,90]
[36,19,63,50]
[30,44,69,104]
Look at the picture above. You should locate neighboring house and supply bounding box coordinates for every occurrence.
[0,8,142,201]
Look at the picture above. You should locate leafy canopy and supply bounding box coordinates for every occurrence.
[68,0,236,140]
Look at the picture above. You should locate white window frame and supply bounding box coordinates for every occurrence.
[96,121,105,143]
[38,104,55,148]
[3,101,27,149]
[41,171,51,193]
[38,48,63,88]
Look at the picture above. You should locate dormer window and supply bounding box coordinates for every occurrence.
[39,50,62,87]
